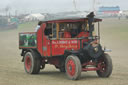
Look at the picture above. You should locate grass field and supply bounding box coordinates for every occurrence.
[0,19,128,85]
[101,19,128,40]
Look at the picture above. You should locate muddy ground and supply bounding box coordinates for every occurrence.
[0,19,128,85]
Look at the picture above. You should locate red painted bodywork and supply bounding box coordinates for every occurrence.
[37,23,46,56]
[37,36,81,56]
[51,39,80,56]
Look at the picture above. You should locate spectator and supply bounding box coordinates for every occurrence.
[35,21,43,32]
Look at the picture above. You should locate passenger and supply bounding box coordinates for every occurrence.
[35,21,43,32]
[59,29,64,38]
[63,28,71,38]
[70,24,78,37]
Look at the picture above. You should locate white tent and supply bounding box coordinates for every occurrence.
[25,13,45,21]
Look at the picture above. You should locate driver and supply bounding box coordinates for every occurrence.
[76,24,89,38]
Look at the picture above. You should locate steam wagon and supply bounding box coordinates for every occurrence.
[19,12,112,80]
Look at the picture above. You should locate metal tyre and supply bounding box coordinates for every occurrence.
[65,55,81,80]
[96,53,113,77]
[24,51,41,74]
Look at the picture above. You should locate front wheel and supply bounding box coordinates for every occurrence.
[96,53,113,77]
[65,55,81,80]
[24,51,41,74]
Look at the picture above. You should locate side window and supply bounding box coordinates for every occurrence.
[44,23,52,37]
[59,23,71,38]
[45,22,88,39]
[44,23,57,39]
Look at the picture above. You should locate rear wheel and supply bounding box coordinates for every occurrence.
[96,53,113,77]
[65,55,81,80]
[24,51,41,74]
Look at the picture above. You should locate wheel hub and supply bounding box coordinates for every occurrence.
[69,65,72,70]
[98,60,106,73]
[67,59,75,76]
[25,56,32,72]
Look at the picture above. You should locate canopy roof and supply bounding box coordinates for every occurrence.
[45,18,102,23]
[43,11,102,23]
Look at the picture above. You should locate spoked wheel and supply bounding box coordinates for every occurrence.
[65,55,81,80]
[96,53,113,77]
[24,51,41,74]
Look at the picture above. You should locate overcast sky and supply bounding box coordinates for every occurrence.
[0,0,128,14]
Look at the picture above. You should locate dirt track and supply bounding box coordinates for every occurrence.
[0,19,128,85]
